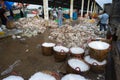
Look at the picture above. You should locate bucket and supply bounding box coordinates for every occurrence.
[88,41,110,62]
[70,47,84,59]
[53,46,69,62]
[66,58,90,75]
[84,56,107,73]
[41,42,55,56]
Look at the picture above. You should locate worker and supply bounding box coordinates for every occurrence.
[98,10,109,31]
[38,7,42,18]
[0,0,8,26]
[58,7,63,27]
[73,9,78,20]
[0,0,5,9]
[0,19,6,30]
[52,8,57,20]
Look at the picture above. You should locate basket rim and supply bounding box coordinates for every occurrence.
[88,41,110,50]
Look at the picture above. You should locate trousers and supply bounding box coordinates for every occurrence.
[100,23,107,31]
[58,18,62,27]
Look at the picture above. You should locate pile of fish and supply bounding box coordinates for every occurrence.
[49,18,100,48]
[14,17,58,37]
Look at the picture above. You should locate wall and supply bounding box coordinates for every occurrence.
[107,0,120,41]
[110,0,120,26]
[104,3,112,15]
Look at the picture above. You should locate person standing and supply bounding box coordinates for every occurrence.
[52,8,57,20]
[98,10,109,31]
[0,0,8,26]
[58,7,63,27]
[38,7,42,18]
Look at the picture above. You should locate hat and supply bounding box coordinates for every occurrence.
[58,7,61,8]
[58,7,62,10]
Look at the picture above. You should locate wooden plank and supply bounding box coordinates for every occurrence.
[116,41,120,58]
[112,42,120,80]
[116,41,120,52]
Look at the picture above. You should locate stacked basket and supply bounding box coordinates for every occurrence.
[66,58,90,75]
[84,41,110,73]
[42,42,70,62]
[66,47,90,75]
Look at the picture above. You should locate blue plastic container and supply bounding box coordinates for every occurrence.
[73,12,78,20]
[63,14,70,19]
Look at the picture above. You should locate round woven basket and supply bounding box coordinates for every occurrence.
[88,41,110,62]
[53,49,68,62]
[42,71,60,80]
[53,46,69,62]
[41,42,55,56]
[84,55,107,73]
[90,62,106,73]
[70,47,84,59]
[29,71,60,80]
[42,46,53,56]
[66,58,90,76]
[61,74,87,80]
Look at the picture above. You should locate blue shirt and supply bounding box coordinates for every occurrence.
[0,1,14,10]
[4,1,14,10]
[99,13,109,24]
